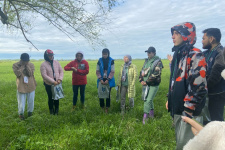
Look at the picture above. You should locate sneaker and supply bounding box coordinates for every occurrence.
[101,107,105,113]
[71,105,76,112]
[28,112,32,117]
[121,107,125,115]
[19,114,25,120]
[121,110,125,116]
[81,104,85,109]
[105,107,109,113]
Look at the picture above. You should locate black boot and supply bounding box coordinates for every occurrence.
[50,109,54,115]
[54,108,58,115]
[54,100,59,115]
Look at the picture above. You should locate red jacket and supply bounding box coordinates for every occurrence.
[64,59,89,85]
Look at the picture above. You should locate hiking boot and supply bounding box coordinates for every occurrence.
[121,110,125,116]
[121,107,125,115]
[142,113,148,124]
[101,107,105,113]
[81,104,85,109]
[28,112,32,117]
[71,105,76,112]
[105,107,109,114]
[149,110,154,118]
[19,114,25,120]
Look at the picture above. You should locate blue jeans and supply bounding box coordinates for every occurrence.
[73,85,86,106]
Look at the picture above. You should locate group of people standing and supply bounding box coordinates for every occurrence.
[12,21,225,149]
[165,22,225,149]
[12,47,163,123]
[166,22,225,123]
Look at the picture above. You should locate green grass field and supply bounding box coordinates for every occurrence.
[0,59,176,149]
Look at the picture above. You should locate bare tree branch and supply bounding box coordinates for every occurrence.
[1,0,122,50]
[8,0,39,50]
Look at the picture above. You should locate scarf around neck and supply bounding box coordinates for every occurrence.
[122,61,132,82]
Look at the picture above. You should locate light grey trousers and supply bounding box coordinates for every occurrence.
[17,90,35,115]
[120,86,134,111]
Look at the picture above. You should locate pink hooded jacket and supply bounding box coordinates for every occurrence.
[40,60,64,85]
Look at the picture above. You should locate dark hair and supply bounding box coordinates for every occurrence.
[102,48,110,56]
[20,53,30,61]
[203,28,221,43]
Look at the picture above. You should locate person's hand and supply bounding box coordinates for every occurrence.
[100,80,104,84]
[21,61,29,66]
[104,80,109,84]
[167,54,173,63]
[19,66,25,72]
[71,67,77,72]
[182,116,200,135]
[141,81,147,86]
[181,116,192,123]
[166,101,168,110]
[182,115,203,136]
[54,81,58,86]
[57,79,61,84]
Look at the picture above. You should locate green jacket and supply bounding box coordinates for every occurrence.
[117,64,137,98]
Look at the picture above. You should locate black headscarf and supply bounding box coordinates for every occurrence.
[44,50,55,80]
[44,50,54,64]
[102,48,110,70]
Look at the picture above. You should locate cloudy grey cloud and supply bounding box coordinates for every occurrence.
[1,0,225,59]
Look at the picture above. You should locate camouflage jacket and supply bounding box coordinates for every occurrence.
[139,57,163,86]
[168,45,207,117]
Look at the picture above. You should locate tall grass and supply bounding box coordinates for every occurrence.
[0,59,176,149]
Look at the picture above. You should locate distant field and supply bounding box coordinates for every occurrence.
[0,59,176,149]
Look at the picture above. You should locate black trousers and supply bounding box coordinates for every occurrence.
[208,92,225,121]
[99,88,111,108]
[44,82,59,111]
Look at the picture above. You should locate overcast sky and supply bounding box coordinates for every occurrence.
[1,0,225,60]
